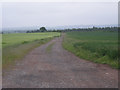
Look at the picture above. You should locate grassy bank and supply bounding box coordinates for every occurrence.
[63,31,119,69]
[2,32,60,69]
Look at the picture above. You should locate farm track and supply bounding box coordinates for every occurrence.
[3,35,118,88]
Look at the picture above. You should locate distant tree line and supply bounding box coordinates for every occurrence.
[61,27,119,32]
[26,27,47,33]
[1,27,119,34]
[26,27,119,33]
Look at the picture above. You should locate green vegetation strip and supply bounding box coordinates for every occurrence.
[2,32,60,69]
[46,42,55,53]
[62,31,119,69]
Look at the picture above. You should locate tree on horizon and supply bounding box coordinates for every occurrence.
[40,27,47,32]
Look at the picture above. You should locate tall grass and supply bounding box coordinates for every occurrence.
[63,31,119,69]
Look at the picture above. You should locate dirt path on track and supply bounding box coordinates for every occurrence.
[3,35,118,88]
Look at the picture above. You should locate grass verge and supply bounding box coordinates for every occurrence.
[2,37,53,69]
[46,42,55,53]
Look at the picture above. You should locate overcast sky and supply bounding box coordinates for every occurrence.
[2,2,118,28]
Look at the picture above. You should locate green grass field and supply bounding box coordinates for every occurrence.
[2,32,60,48]
[63,31,119,69]
[2,32,60,69]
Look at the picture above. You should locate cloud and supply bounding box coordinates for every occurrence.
[2,2,118,28]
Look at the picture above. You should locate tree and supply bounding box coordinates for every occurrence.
[40,27,47,32]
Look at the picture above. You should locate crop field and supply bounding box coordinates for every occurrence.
[2,32,60,69]
[63,31,118,68]
[2,32,60,48]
